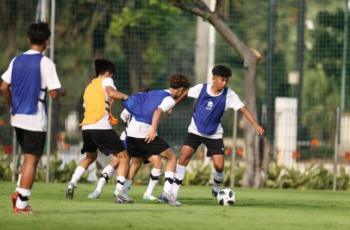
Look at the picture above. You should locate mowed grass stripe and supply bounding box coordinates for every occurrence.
[0,182,349,230]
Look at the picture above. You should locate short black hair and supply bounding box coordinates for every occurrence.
[212,65,232,78]
[169,74,190,89]
[94,59,115,76]
[27,22,51,45]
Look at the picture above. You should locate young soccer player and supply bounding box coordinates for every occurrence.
[88,109,161,201]
[0,22,65,213]
[171,65,265,202]
[65,59,133,203]
[122,74,190,206]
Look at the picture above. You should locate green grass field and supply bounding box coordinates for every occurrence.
[1,182,350,230]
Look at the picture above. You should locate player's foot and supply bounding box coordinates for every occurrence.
[115,193,134,204]
[159,192,180,207]
[65,183,75,199]
[211,188,218,198]
[11,192,19,208]
[143,193,160,202]
[13,205,33,214]
[88,190,100,199]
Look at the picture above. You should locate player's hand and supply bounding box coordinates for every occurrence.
[255,125,265,136]
[145,128,157,143]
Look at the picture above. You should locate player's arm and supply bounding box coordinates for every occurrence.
[175,88,189,105]
[145,108,163,143]
[0,80,11,106]
[105,86,128,100]
[239,106,265,136]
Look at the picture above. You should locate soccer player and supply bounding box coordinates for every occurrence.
[171,65,265,202]
[0,22,65,213]
[88,109,161,201]
[122,74,190,206]
[65,59,133,203]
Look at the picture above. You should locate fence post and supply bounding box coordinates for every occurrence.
[230,110,238,188]
[333,107,341,191]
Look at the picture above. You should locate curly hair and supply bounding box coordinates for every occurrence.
[169,74,190,89]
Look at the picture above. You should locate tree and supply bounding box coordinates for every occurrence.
[169,0,265,187]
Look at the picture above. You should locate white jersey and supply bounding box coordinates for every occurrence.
[1,50,61,132]
[126,90,175,138]
[187,83,244,139]
[82,78,116,130]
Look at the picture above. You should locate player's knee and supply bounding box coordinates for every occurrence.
[178,156,190,166]
[153,159,162,169]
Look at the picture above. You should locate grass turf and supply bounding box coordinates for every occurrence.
[1,182,350,230]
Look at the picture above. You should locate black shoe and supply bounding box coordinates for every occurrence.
[211,188,218,198]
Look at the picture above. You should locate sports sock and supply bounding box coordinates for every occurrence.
[144,168,161,196]
[123,179,133,195]
[16,187,31,209]
[95,165,114,193]
[213,171,224,193]
[69,166,86,186]
[114,175,126,196]
[172,164,186,198]
[163,171,174,194]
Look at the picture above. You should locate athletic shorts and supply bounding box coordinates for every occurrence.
[14,127,46,156]
[81,129,125,156]
[126,136,170,159]
[183,133,224,157]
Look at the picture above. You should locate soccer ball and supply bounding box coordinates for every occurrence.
[216,188,236,206]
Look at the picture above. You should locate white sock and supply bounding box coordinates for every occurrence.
[69,166,86,186]
[172,164,186,198]
[163,171,174,194]
[95,165,114,193]
[144,168,161,196]
[16,187,31,209]
[213,171,224,192]
[124,179,132,195]
[114,176,126,196]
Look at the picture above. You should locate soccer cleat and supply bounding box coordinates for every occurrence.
[65,183,75,199]
[143,194,161,202]
[159,192,180,207]
[13,205,33,214]
[115,193,134,204]
[211,188,218,198]
[88,190,101,199]
[11,192,19,209]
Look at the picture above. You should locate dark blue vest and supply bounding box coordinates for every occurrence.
[11,53,43,115]
[193,84,228,135]
[123,90,171,125]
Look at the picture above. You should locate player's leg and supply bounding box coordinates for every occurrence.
[14,153,40,213]
[172,133,201,200]
[67,130,98,199]
[88,156,119,199]
[66,152,97,199]
[206,137,225,197]
[159,148,177,195]
[113,150,133,203]
[124,156,143,195]
[210,154,225,197]
[12,128,45,213]
[143,155,162,200]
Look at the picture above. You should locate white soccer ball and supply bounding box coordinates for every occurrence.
[216,188,236,206]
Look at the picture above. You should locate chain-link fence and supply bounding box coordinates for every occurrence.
[0,0,349,187]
